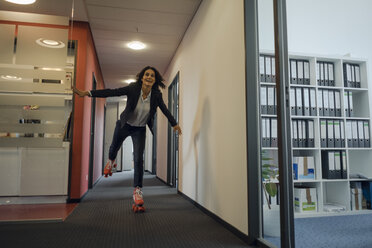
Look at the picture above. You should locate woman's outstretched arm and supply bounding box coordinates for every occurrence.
[72,86,90,97]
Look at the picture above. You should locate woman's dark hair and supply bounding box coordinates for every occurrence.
[136,66,166,89]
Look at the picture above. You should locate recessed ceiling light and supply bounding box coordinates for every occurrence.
[36,38,65,48]
[39,67,63,71]
[124,79,136,84]
[5,0,36,4]
[1,75,22,80]
[127,41,146,50]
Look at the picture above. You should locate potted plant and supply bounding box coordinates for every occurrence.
[262,150,279,209]
[261,150,280,237]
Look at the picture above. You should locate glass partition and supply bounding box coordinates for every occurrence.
[257,0,282,246]
[0,1,75,200]
[285,1,372,247]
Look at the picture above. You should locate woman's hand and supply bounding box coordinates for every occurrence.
[173,125,182,135]
[72,86,90,97]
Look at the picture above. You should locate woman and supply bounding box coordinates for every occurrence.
[73,66,182,211]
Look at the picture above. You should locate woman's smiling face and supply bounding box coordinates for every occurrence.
[141,69,156,88]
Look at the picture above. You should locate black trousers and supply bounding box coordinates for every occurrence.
[109,121,146,188]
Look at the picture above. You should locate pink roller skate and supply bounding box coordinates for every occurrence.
[132,187,145,213]
[103,160,117,177]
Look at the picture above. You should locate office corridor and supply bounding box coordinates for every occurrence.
[0,171,254,248]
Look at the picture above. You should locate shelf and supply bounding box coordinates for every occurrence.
[259,52,371,219]
[322,179,349,182]
[292,147,318,150]
[318,116,344,120]
[261,147,278,150]
[295,209,372,218]
[320,147,346,150]
[294,179,321,183]
[344,87,368,92]
[260,82,276,86]
[291,116,317,119]
[349,178,372,181]
[289,84,316,88]
[317,86,344,90]
[347,147,372,151]
[345,117,371,120]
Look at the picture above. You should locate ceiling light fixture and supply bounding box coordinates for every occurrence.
[127,41,146,50]
[39,67,63,71]
[1,75,22,80]
[124,79,136,84]
[5,0,36,5]
[36,38,65,48]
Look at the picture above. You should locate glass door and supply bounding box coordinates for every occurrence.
[258,1,281,245]
[246,0,294,247]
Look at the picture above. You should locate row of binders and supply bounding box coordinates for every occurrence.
[317,89,342,117]
[260,86,277,115]
[316,61,335,86]
[321,151,347,179]
[290,59,310,85]
[350,182,363,210]
[343,91,354,117]
[259,55,276,83]
[351,182,372,210]
[343,63,361,88]
[345,120,370,147]
[261,117,277,147]
[320,119,345,148]
[291,119,314,147]
[290,87,317,116]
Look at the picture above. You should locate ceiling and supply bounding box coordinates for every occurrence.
[0,0,202,89]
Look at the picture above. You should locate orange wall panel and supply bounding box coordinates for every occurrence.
[70,21,106,200]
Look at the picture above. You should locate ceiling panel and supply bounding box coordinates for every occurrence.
[85,0,201,89]
[87,5,191,26]
[94,38,178,53]
[85,0,201,15]
[91,29,180,44]
[89,18,185,36]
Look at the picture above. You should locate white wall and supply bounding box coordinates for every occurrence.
[159,0,248,234]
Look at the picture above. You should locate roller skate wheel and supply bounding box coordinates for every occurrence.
[132,204,138,213]
[138,206,145,212]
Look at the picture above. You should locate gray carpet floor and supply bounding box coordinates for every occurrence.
[266,213,372,248]
[0,171,254,248]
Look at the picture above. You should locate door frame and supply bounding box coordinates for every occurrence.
[88,73,97,189]
[167,72,180,187]
[244,0,294,247]
[152,113,157,175]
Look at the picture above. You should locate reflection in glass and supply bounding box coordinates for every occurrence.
[258,0,281,246]
[0,1,75,203]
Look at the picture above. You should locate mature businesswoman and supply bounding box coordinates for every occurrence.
[73,66,182,211]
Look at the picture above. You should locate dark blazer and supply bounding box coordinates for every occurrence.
[90,82,177,134]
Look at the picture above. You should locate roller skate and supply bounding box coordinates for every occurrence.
[103,160,117,177]
[132,187,145,213]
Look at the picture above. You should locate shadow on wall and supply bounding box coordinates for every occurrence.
[195,98,212,205]
[185,75,212,204]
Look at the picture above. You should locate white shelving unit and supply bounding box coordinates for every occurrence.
[260,52,372,218]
